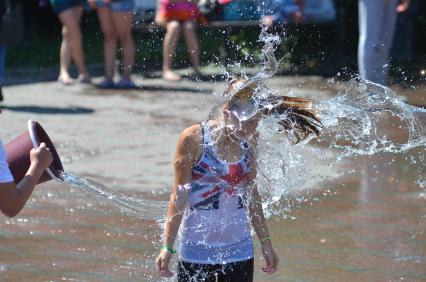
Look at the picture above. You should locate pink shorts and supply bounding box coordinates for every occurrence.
[159,1,200,22]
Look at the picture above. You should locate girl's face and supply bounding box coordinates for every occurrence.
[223,101,261,137]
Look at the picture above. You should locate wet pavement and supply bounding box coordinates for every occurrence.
[0,75,425,281]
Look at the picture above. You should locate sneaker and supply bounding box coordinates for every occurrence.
[96,79,115,89]
[187,71,202,82]
[0,87,3,101]
[115,78,136,89]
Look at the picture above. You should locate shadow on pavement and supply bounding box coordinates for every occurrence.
[135,84,212,94]
[89,84,213,94]
[0,105,95,115]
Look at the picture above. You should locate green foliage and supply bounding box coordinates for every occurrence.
[5,0,426,77]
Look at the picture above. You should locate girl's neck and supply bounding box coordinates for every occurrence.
[207,119,242,145]
[207,120,244,163]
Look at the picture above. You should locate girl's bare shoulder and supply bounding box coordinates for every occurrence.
[177,124,202,149]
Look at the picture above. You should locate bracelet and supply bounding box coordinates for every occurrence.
[162,245,177,254]
[260,236,271,244]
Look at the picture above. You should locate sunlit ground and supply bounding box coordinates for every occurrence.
[0,75,424,281]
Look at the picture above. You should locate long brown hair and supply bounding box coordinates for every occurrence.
[225,79,323,144]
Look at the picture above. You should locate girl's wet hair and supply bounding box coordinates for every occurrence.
[225,79,323,144]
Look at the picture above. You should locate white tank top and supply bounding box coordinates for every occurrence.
[179,122,254,264]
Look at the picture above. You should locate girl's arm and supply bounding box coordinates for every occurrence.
[156,124,201,277]
[0,143,52,217]
[247,137,279,274]
[247,173,279,274]
[248,180,270,243]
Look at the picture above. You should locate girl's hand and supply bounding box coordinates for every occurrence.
[30,143,53,171]
[261,241,279,274]
[156,249,174,277]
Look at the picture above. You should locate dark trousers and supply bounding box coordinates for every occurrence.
[177,258,254,282]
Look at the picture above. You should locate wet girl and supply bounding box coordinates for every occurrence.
[156,79,322,281]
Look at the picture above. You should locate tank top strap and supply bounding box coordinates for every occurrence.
[201,121,213,146]
[240,139,251,163]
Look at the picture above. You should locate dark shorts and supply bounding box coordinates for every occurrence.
[177,258,254,282]
[94,0,134,12]
[50,0,84,14]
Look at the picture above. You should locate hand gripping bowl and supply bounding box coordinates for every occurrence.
[4,120,64,184]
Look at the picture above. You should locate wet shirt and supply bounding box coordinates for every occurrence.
[0,141,14,183]
[179,122,254,264]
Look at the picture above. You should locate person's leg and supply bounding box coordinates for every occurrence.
[96,6,117,83]
[376,0,398,85]
[163,20,182,81]
[0,45,5,101]
[58,25,74,84]
[182,21,200,74]
[358,0,385,84]
[58,6,90,81]
[111,11,135,82]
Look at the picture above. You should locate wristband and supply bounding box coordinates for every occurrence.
[162,245,177,254]
[260,236,271,244]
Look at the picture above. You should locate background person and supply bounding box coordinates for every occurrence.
[0,45,5,101]
[50,0,90,85]
[357,0,410,85]
[155,0,201,81]
[0,0,24,101]
[88,0,136,89]
[260,0,304,29]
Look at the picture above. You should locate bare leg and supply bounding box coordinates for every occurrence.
[111,11,135,81]
[58,26,74,84]
[182,21,200,73]
[163,21,182,81]
[97,7,117,82]
[58,6,89,81]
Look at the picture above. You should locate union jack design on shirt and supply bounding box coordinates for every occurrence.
[189,124,251,211]
[179,122,255,264]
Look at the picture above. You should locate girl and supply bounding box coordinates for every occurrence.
[156,79,322,281]
[155,0,202,81]
[0,140,52,217]
[88,0,136,89]
[50,0,90,85]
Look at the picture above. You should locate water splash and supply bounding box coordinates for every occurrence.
[317,79,426,157]
[60,172,168,220]
[212,28,426,218]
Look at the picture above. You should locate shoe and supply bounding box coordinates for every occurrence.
[0,87,3,101]
[187,71,202,81]
[115,78,136,89]
[96,79,115,89]
[77,74,91,84]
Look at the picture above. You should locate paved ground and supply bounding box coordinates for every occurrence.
[1,73,424,195]
[1,73,425,281]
